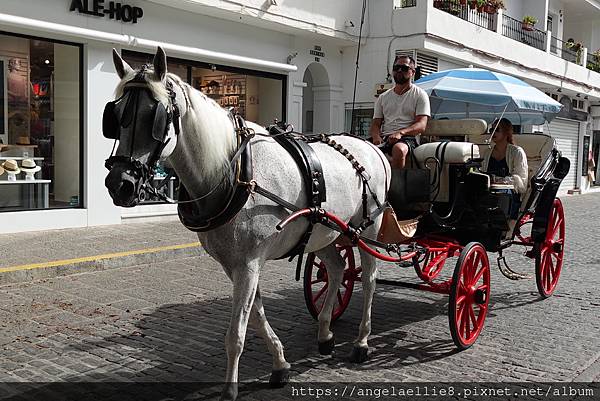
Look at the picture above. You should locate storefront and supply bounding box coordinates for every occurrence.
[0,0,350,234]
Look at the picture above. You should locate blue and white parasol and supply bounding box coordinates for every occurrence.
[415,68,563,125]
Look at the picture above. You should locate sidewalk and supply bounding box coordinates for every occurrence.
[0,217,202,285]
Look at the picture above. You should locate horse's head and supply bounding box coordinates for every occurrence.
[103,47,182,207]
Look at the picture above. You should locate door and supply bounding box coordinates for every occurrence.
[544,118,580,192]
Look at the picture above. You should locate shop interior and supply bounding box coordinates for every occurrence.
[0,34,81,212]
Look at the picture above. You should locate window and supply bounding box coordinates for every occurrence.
[346,108,374,138]
[0,33,82,212]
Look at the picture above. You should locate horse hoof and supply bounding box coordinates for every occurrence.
[269,368,290,388]
[349,345,369,363]
[220,383,238,401]
[318,336,335,355]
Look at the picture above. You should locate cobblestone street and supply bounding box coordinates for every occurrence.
[0,193,599,400]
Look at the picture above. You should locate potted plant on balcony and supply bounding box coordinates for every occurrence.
[449,0,463,15]
[522,15,537,31]
[484,0,505,14]
[588,50,600,72]
[471,0,486,12]
[566,39,584,64]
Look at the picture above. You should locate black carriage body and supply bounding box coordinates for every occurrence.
[391,142,569,252]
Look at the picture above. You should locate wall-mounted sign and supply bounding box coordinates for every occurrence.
[69,0,143,24]
[374,83,393,97]
[310,45,325,62]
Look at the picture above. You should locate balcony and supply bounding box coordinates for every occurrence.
[501,14,546,52]
[432,1,595,68]
[432,1,496,31]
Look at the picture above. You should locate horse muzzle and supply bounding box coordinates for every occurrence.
[105,158,148,207]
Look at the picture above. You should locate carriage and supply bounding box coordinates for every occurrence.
[293,118,570,349]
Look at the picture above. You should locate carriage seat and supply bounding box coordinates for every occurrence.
[413,119,487,202]
[513,134,555,182]
[413,142,481,202]
[424,119,488,138]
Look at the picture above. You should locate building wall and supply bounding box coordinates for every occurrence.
[0,0,348,232]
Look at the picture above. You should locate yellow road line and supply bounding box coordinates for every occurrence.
[0,242,201,274]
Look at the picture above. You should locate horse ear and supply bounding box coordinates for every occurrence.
[153,47,167,82]
[112,48,133,79]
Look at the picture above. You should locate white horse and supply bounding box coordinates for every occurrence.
[104,47,391,400]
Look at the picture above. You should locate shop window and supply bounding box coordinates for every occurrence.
[191,67,282,126]
[0,34,82,212]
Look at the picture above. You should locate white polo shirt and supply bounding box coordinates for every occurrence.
[373,85,430,135]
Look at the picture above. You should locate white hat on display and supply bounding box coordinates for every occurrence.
[21,158,41,173]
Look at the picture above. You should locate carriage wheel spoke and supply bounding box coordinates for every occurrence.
[463,306,471,339]
[472,266,485,286]
[459,281,468,295]
[469,305,478,333]
[475,284,489,293]
[456,301,466,328]
[313,282,328,304]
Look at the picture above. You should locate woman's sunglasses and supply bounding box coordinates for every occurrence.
[392,64,414,72]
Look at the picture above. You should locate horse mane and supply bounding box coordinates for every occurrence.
[114,65,237,187]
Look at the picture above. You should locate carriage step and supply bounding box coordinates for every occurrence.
[497,255,531,280]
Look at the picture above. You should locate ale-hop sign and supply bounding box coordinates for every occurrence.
[69,0,143,24]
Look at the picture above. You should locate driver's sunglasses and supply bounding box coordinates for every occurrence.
[393,64,414,73]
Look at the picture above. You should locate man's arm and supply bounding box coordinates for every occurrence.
[386,115,428,141]
[370,118,384,144]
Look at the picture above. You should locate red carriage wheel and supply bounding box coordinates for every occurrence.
[414,249,446,282]
[303,246,358,322]
[448,242,491,350]
[535,198,565,298]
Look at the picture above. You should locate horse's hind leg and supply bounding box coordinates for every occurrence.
[350,248,378,363]
[221,261,260,401]
[314,244,345,355]
[248,284,291,387]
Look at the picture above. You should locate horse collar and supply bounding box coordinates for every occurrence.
[177,112,254,232]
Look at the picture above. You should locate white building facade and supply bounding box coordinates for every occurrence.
[0,0,598,234]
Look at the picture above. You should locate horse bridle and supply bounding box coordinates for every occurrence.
[102,67,182,203]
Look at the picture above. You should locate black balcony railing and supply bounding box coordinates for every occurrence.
[550,37,582,64]
[433,1,496,31]
[501,14,546,51]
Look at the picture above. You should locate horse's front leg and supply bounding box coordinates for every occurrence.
[350,249,378,363]
[314,244,345,355]
[248,284,291,387]
[221,260,260,401]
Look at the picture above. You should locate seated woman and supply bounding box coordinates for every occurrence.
[482,118,528,218]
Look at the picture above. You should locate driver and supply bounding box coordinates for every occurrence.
[370,55,430,169]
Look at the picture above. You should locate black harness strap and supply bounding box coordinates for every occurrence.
[268,124,327,280]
